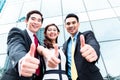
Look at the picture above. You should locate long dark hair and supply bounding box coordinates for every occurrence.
[44,23,60,49]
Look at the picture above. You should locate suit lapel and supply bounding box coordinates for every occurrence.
[22,30,32,51]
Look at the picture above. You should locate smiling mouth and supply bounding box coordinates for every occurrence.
[50,34,56,37]
[32,24,38,28]
[69,28,74,32]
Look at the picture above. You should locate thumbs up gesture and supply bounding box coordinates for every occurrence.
[37,44,60,68]
[80,35,98,62]
[54,44,59,57]
[47,44,60,68]
[20,43,40,77]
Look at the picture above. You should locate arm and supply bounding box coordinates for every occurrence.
[7,27,27,68]
[7,28,39,77]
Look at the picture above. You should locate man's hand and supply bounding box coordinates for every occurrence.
[20,43,40,77]
[80,35,98,62]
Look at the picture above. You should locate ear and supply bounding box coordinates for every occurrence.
[78,22,80,27]
[25,19,28,23]
[57,32,60,35]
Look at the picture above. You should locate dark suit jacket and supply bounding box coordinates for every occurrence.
[63,31,103,80]
[1,27,45,80]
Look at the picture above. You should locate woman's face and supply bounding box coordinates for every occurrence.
[46,25,59,42]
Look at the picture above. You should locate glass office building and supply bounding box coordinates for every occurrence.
[0,0,120,79]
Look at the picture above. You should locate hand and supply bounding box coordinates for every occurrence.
[37,44,60,68]
[47,44,60,68]
[20,43,40,77]
[80,35,98,62]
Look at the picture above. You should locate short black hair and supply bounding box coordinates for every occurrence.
[26,10,43,23]
[64,13,79,22]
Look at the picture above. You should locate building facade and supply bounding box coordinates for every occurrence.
[0,0,120,79]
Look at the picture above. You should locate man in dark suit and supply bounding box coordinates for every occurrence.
[1,10,45,80]
[63,13,104,80]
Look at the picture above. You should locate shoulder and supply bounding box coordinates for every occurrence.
[7,27,25,40]
[81,30,95,38]
[63,37,71,47]
[8,27,24,37]
[9,27,23,34]
[82,30,94,35]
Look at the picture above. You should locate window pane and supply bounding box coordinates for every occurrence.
[100,41,120,78]
[91,18,120,41]
[84,0,111,11]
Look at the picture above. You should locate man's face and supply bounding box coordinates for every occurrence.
[25,13,42,33]
[65,17,79,37]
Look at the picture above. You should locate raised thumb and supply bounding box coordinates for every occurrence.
[80,35,85,48]
[29,43,36,57]
[54,44,59,57]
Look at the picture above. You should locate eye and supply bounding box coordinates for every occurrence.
[53,28,57,31]
[38,19,42,22]
[66,22,70,25]
[47,28,52,31]
[72,21,76,24]
[31,17,35,20]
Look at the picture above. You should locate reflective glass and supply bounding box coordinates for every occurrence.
[109,0,120,7]
[41,0,61,18]
[0,33,7,53]
[84,0,111,11]
[0,54,7,68]
[91,18,120,41]
[62,0,85,14]
[100,41,120,78]
[0,2,23,24]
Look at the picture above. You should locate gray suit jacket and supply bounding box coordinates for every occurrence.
[1,27,44,80]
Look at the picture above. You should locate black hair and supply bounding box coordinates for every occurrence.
[64,13,79,22]
[26,10,43,23]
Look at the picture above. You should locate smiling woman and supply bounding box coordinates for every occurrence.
[44,23,60,48]
[0,0,120,80]
[37,23,69,80]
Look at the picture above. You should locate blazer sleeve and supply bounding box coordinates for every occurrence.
[7,27,29,69]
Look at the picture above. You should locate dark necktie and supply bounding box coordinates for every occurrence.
[33,34,40,76]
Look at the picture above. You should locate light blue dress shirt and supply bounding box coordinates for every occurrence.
[67,32,79,79]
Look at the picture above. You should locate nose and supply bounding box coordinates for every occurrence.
[34,20,38,23]
[33,20,40,25]
[69,23,74,27]
[51,30,55,33]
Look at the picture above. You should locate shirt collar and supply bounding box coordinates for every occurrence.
[71,32,79,41]
[26,28,34,42]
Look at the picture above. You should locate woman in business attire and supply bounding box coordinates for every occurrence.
[37,23,68,80]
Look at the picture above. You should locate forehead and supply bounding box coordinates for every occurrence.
[47,25,57,29]
[30,13,42,18]
[65,17,77,23]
